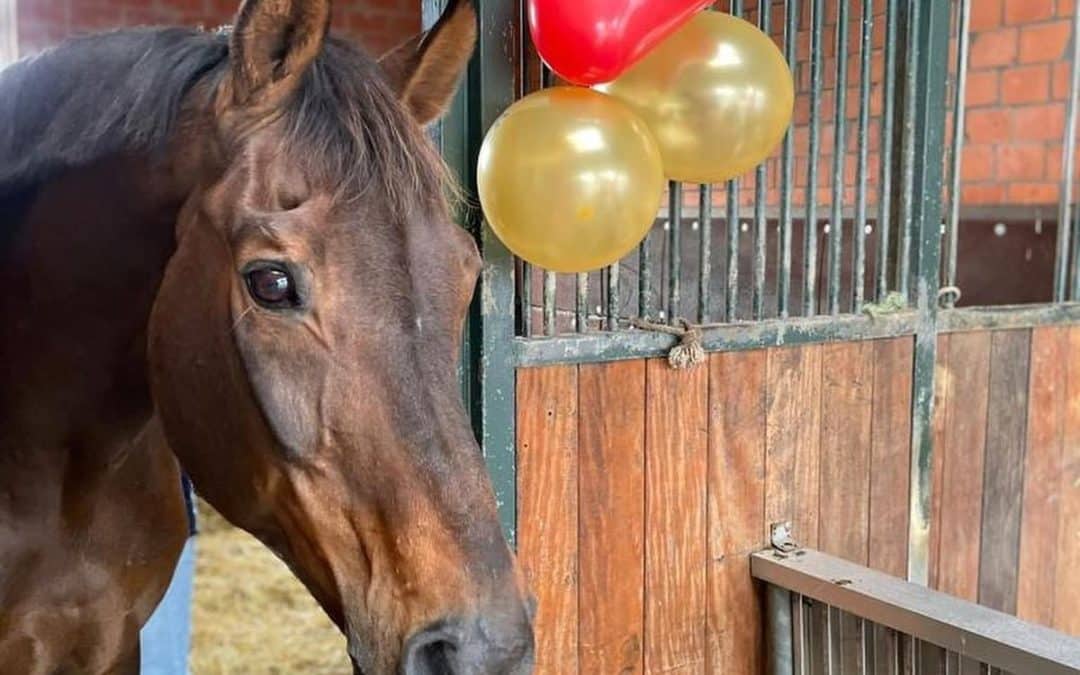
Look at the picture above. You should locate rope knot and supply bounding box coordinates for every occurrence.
[629,317,707,370]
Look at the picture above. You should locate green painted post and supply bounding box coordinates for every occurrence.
[903,0,950,587]
[426,0,520,546]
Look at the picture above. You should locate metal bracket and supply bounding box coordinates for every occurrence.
[770,521,799,554]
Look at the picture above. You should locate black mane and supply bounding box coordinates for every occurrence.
[0,26,447,212]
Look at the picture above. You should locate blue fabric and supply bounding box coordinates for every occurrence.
[139,536,196,675]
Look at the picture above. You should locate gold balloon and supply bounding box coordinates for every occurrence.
[477,87,665,273]
[598,11,795,184]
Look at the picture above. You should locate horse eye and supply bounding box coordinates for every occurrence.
[245,266,297,308]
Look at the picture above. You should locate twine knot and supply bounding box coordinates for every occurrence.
[629,317,707,370]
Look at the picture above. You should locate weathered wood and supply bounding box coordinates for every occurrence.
[645,359,708,674]
[516,366,579,674]
[929,335,950,590]
[978,329,1032,614]
[578,361,645,674]
[1055,326,1080,636]
[706,350,766,674]
[819,341,874,563]
[936,331,991,601]
[1017,327,1067,625]
[869,337,914,577]
[765,344,823,549]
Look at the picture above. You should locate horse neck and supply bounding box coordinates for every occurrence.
[0,152,196,462]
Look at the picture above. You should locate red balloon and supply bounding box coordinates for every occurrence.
[528,0,712,86]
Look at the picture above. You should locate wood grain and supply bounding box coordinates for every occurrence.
[1017,327,1066,625]
[765,345,823,549]
[978,329,1031,614]
[516,366,579,674]
[1055,326,1080,635]
[578,361,646,674]
[706,350,766,675]
[935,331,991,601]
[929,335,950,590]
[645,359,708,675]
[819,341,875,564]
[869,337,914,577]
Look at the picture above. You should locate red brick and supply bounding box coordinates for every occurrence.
[1001,64,1050,103]
[971,0,1004,31]
[1060,0,1077,17]
[961,144,995,181]
[1011,104,1067,141]
[965,69,1000,107]
[1006,103,1067,141]
[965,108,1010,142]
[962,183,1008,205]
[997,144,1047,180]
[1053,61,1072,100]
[1004,0,1054,24]
[1019,20,1072,64]
[1007,182,1059,203]
[969,28,1018,68]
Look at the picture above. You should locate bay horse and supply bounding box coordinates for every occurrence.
[0,1,534,673]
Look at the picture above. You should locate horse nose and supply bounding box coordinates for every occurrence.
[402,614,534,675]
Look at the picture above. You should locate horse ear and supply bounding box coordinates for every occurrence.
[378,0,476,126]
[225,0,331,109]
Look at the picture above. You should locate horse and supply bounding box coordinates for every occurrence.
[0,0,535,672]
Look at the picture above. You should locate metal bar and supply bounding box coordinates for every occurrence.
[768,585,795,675]
[793,593,807,675]
[699,185,713,322]
[944,0,971,306]
[853,0,874,312]
[897,0,920,300]
[877,0,900,301]
[515,311,918,367]
[606,262,619,331]
[779,0,798,318]
[576,273,588,332]
[905,0,950,587]
[543,271,556,336]
[727,180,741,321]
[828,0,850,315]
[726,0,744,322]
[521,263,532,336]
[753,0,772,320]
[805,0,825,316]
[751,549,1080,675]
[938,302,1080,332]
[1057,0,1080,301]
[668,182,683,323]
[639,232,654,319]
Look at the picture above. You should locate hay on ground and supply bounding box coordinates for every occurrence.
[191,500,350,675]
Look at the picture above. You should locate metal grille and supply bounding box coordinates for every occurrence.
[506,0,1080,338]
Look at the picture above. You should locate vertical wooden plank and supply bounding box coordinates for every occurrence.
[578,361,645,674]
[978,329,1031,614]
[936,331,992,601]
[929,334,950,590]
[869,337,914,577]
[819,341,875,563]
[706,350,766,675]
[645,359,708,675]
[1017,327,1067,626]
[1055,326,1080,636]
[765,345,824,549]
[516,366,578,674]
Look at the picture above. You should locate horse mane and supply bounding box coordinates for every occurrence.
[0,26,451,215]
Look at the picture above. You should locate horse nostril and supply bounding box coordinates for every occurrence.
[403,625,458,675]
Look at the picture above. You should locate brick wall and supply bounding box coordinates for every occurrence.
[15,0,419,58]
[696,0,1080,214]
